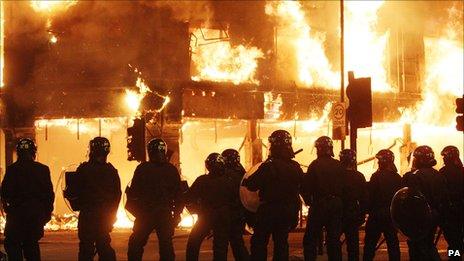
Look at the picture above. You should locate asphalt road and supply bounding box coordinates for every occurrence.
[13,229,451,260]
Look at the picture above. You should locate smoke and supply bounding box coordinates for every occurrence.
[5,1,463,124]
[7,1,215,90]
[140,1,212,23]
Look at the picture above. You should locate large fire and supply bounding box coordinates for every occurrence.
[124,70,170,116]
[266,1,392,92]
[344,1,391,92]
[125,76,151,115]
[1,1,462,233]
[191,28,264,85]
[30,0,77,13]
[401,4,463,126]
[265,1,339,89]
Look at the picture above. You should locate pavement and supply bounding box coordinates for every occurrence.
[3,229,451,260]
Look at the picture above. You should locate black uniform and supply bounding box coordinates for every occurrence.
[363,169,401,261]
[225,166,250,261]
[439,163,464,260]
[403,168,447,261]
[302,156,344,261]
[1,159,54,261]
[75,161,121,261]
[185,171,237,261]
[342,169,367,261]
[127,161,181,261]
[242,158,303,261]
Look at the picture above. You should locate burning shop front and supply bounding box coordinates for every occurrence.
[0,1,463,229]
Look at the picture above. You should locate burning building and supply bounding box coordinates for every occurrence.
[0,1,462,229]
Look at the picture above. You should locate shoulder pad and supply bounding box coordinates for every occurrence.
[106,162,118,172]
[77,161,89,170]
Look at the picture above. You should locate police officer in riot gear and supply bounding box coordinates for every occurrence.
[302,136,344,261]
[1,138,54,261]
[221,149,250,261]
[185,153,236,261]
[75,137,121,261]
[339,149,367,261]
[363,149,401,261]
[439,146,463,260]
[242,130,303,261]
[126,138,182,261]
[403,146,447,261]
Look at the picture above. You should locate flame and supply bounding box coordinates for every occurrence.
[30,0,76,13]
[34,117,128,135]
[178,213,198,228]
[191,28,263,85]
[49,34,58,44]
[266,1,392,92]
[113,208,134,229]
[344,1,391,92]
[401,4,463,126]
[124,72,170,115]
[264,92,283,120]
[265,1,339,88]
[125,89,143,113]
[124,75,151,114]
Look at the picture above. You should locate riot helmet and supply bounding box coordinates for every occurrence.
[315,136,334,157]
[339,149,357,169]
[413,145,437,169]
[221,149,241,168]
[268,130,294,159]
[89,137,110,160]
[205,153,226,174]
[16,138,37,160]
[147,138,167,162]
[268,130,292,146]
[441,145,462,167]
[375,149,397,172]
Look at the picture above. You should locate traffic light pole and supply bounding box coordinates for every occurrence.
[340,0,345,150]
[350,122,357,153]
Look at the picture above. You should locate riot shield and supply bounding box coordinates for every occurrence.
[240,162,263,213]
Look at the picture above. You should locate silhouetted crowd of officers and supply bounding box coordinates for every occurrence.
[0,130,462,261]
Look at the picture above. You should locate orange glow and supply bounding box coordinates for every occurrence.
[30,0,76,13]
[265,1,339,88]
[401,5,463,126]
[191,28,263,85]
[344,1,391,92]
[125,73,170,116]
[113,208,134,229]
[266,1,392,92]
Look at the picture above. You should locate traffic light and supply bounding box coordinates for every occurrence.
[346,73,373,128]
[127,118,146,161]
[456,97,464,131]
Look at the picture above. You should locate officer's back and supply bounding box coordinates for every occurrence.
[402,146,446,213]
[188,170,235,212]
[76,161,120,211]
[369,167,402,212]
[248,157,302,205]
[1,138,54,261]
[304,156,344,202]
[131,160,179,209]
[2,160,54,217]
